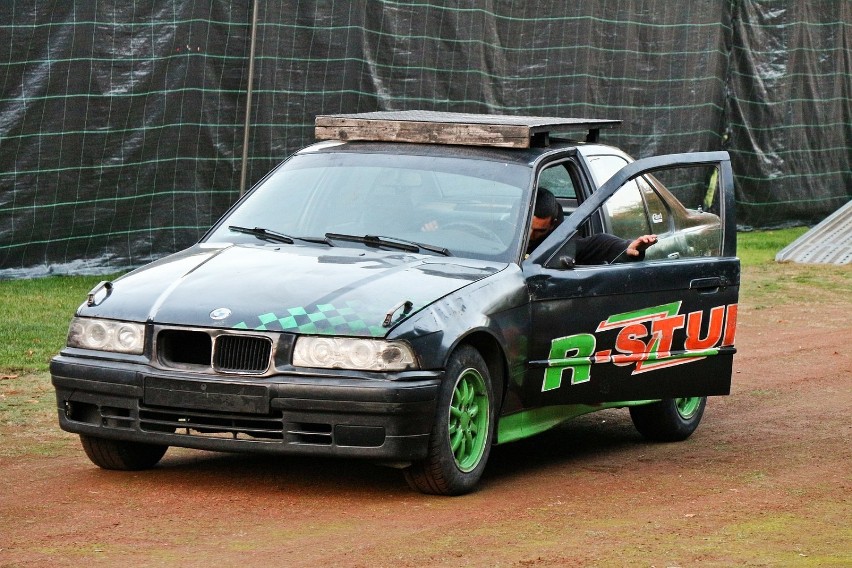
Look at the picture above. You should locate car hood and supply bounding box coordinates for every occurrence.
[78,244,506,337]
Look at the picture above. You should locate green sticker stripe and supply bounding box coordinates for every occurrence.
[235,300,389,337]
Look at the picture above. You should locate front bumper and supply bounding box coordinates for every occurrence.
[51,354,441,462]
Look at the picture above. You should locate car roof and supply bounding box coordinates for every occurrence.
[295,139,572,167]
[297,139,631,169]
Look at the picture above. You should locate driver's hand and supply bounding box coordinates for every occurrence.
[626,234,658,256]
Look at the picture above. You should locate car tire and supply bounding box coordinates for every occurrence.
[79,434,168,470]
[403,345,495,495]
[629,396,706,442]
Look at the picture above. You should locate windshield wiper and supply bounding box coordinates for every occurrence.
[379,235,451,256]
[229,225,293,244]
[229,226,332,246]
[325,233,451,256]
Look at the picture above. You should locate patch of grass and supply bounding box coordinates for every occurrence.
[737,227,809,267]
[0,275,121,372]
[744,263,851,306]
[0,372,55,425]
[737,228,851,306]
[0,372,75,457]
[721,510,851,566]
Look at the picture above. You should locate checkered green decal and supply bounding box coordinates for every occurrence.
[234,301,387,337]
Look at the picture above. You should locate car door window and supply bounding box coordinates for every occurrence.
[603,182,652,237]
[643,168,723,258]
[586,153,654,240]
[636,176,671,232]
[587,156,722,262]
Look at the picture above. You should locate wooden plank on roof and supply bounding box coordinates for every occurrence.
[316,116,529,147]
[314,111,620,149]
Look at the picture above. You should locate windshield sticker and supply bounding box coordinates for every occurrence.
[234,300,387,337]
[542,302,737,392]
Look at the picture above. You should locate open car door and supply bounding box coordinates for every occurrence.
[522,152,739,406]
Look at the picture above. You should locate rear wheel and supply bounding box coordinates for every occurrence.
[404,345,495,495]
[80,434,168,470]
[629,396,706,442]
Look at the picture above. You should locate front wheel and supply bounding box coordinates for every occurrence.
[629,396,706,442]
[80,434,168,470]
[404,345,495,495]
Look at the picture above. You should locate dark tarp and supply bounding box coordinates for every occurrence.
[0,1,849,277]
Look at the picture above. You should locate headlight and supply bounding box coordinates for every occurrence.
[67,317,145,354]
[293,336,418,371]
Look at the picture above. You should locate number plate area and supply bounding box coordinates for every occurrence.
[143,376,271,414]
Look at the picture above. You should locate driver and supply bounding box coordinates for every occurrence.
[528,187,657,264]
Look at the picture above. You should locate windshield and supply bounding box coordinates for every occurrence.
[206,151,531,261]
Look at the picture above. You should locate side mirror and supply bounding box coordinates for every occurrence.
[539,240,578,270]
[559,256,576,269]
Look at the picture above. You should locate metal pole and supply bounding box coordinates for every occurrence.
[239,0,260,196]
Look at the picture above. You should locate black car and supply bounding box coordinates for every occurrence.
[51,111,739,495]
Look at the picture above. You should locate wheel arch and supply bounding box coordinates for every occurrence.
[452,330,508,414]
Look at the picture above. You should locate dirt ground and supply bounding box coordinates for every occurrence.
[1,266,850,567]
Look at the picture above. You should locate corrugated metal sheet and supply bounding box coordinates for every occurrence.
[775,200,852,265]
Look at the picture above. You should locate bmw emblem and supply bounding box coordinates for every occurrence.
[210,307,231,320]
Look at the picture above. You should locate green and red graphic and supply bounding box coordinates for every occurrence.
[543,301,737,391]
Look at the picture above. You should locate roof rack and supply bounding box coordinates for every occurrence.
[314,110,621,149]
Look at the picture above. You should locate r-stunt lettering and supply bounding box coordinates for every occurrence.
[542,302,737,391]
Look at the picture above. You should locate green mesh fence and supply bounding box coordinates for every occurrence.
[0,1,849,277]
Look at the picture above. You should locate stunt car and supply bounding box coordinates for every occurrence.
[52,111,738,495]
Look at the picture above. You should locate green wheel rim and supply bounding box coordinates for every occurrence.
[675,397,702,419]
[448,368,490,473]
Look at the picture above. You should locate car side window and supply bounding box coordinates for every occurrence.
[603,182,652,237]
[585,154,627,186]
[538,163,576,199]
[537,161,581,226]
[635,176,671,233]
[586,154,652,237]
[585,154,724,262]
[643,168,723,258]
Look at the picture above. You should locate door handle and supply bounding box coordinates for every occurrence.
[690,277,723,291]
